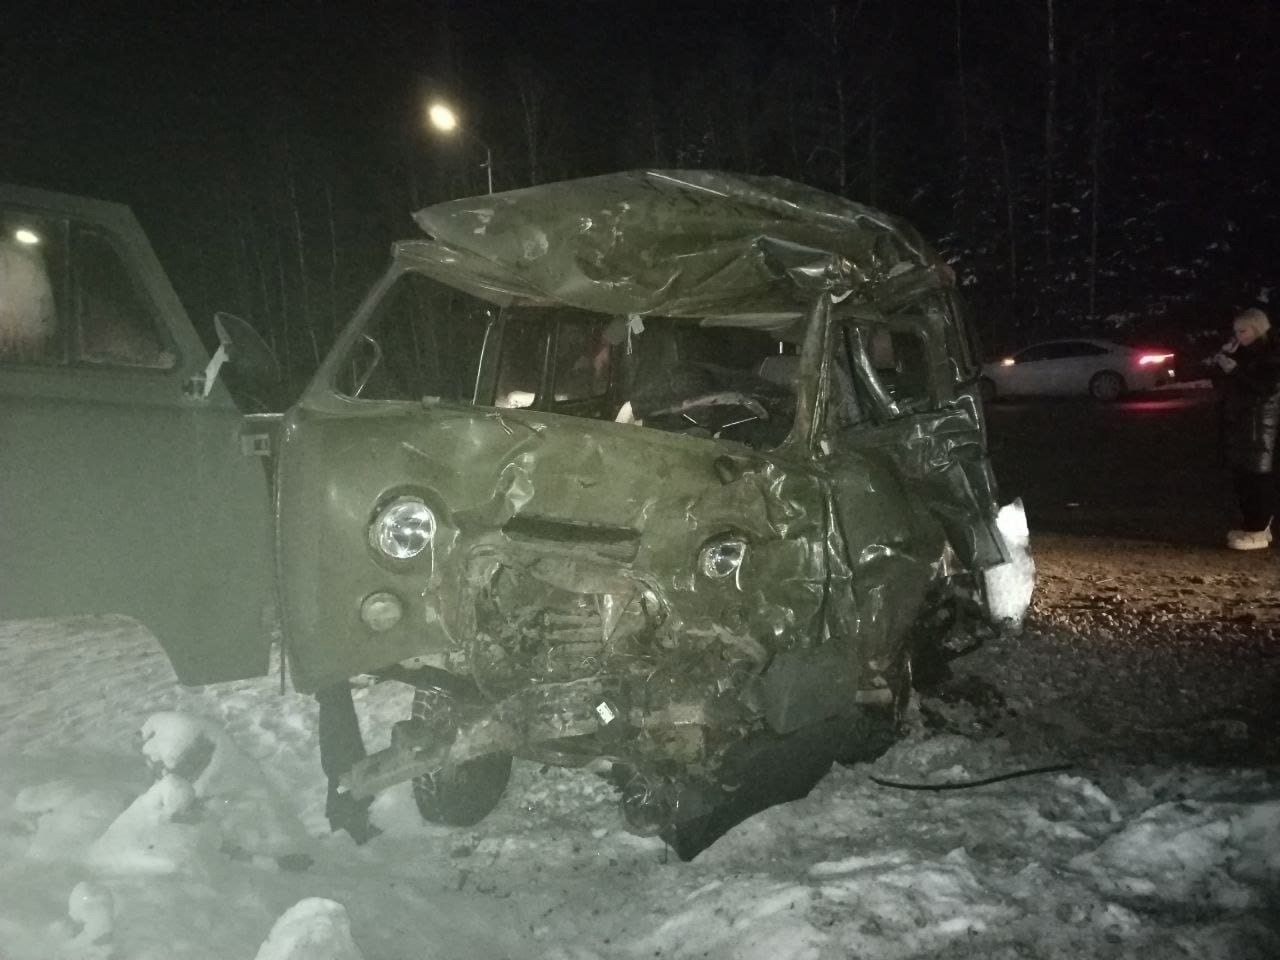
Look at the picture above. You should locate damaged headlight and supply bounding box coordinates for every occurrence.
[371,496,435,560]
[699,536,747,580]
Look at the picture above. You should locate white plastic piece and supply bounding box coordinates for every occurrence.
[982,499,1035,630]
[201,342,229,399]
[626,313,645,354]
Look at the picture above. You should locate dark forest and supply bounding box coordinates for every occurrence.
[3,0,1275,392]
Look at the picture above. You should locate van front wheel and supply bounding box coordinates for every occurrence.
[409,684,512,827]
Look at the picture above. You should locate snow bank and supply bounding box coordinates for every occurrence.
[1072,796,1280,908]
[65,881,115,956]
[14,780,131,862]
[88,773,209,873]
[253,899,364,960]
[63,712,313,875]
[2,609,1278,960]
[631,878,823,960]
[813,848,1018,956]
[1230,799,1280,881]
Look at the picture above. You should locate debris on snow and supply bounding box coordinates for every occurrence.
[87,773,207,874]
[139,712,310,861]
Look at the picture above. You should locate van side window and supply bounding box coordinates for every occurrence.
[868,328,932,409]
[73,229,175,369]
[337,272,491,402]
[0,211,63,365]
[834,322,934,424]
[552,320,611,402]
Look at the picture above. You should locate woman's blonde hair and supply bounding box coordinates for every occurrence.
[1234,307,1271,339]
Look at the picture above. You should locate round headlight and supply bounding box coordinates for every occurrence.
[371,497,436,560]
[700,537,747,579]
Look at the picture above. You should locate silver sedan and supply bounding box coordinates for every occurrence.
[980,338,1176,402]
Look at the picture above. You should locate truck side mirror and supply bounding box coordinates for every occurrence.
[191,312,282,410]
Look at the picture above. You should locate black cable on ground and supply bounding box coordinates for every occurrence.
[868,762,1074,791]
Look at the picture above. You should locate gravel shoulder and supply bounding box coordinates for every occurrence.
[930,533,1280,768]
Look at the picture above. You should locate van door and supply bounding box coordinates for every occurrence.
[826,314,1007,573]
[0,186,274,685]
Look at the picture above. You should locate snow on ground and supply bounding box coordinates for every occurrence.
[1,580,1278,958]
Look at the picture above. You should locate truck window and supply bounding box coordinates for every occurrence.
[0,211,64,365]
[73,229,175,369]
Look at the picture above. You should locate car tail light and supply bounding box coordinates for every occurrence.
[1136,352,1174,366]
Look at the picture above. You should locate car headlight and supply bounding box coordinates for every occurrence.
[371,496,436,560]
[699,536,747,579]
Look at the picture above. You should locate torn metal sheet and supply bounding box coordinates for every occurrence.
[401,169,949,331]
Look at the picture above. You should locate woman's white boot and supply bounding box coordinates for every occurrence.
[1227,524,1273,550]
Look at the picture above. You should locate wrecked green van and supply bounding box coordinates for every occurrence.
[0,171,1017,856]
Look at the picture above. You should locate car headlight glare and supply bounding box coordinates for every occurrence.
[700,537,747,579]
[371,496,435,560]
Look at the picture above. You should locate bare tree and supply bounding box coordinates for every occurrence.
[955,0,969,151]
[324,180,340,339]
[1086,9,1116,319]
[999,124,1019,314]
[509,59,568,186]
[830,2,851,193]
[282,136,319,368]
[1042,0,1057,265]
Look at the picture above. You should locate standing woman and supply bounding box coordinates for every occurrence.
[1212,307,1280,549]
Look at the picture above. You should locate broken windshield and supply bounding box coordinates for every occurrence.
[336,269,798,450]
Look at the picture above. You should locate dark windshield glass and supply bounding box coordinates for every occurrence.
[337,271,797,450]
[336,272,493,402]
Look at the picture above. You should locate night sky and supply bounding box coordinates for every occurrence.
[3,1,1276,371]
[3,2,800,197]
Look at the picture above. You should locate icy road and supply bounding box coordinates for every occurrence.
[1,534,1277,960]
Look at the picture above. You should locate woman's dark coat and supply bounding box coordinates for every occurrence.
[1216,336,1280,472]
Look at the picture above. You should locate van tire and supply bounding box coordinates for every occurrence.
[410,685,512,827]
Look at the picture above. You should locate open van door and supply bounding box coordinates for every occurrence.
[0,185,274,684]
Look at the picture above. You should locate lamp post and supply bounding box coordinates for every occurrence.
[427,101,493,195]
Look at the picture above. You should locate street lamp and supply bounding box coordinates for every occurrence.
[427,100,493,195]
